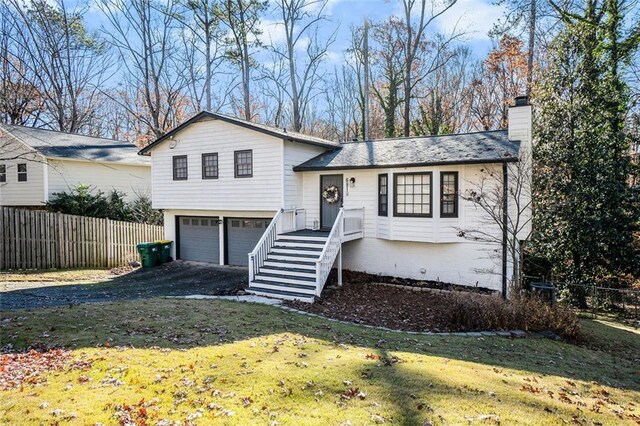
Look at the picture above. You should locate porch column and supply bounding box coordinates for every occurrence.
[219,216,225,265]
[337,246,342,286]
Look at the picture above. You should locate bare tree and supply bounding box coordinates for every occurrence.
[217,0,268,121]
[0,9,44,126]
[2,0,109,133]
[99,0,189,145]
[322,65,360,141]
[269,0,336,132]
[173,0,232,111]
[412,45,474,135]
[369,17,406,138]
[456,151,533,294]
[400,0,460,136]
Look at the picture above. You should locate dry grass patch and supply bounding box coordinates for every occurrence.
[0,299,638,425]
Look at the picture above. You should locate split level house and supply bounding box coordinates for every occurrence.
[0,124,151,207]
[139,97,533,302]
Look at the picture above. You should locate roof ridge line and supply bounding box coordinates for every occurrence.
[342,129,508,144]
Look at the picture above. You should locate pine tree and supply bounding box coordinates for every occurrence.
[533,0,639,298]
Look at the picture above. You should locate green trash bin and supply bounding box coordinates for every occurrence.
[154,240,173,264]
[137,242,160,268]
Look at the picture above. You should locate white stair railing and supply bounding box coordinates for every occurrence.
[277,208,305,234]
[343,207,364,240]
[315,208,344,296]
[248,209,282,282]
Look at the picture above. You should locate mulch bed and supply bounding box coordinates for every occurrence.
[285,282,462,332]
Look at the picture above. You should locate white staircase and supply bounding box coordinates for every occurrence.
[249,232,328,302]
[247,207,364,303]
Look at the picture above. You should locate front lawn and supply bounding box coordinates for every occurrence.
[1,299,639,425]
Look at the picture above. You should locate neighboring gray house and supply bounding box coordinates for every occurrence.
[0,124,151,207]
[139,98,532,302]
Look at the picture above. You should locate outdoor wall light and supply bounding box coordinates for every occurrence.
[348,177,356,187]
[169,135,178,149]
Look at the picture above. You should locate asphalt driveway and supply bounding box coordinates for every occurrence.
[0,261,247,310]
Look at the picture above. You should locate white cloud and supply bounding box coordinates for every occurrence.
[432,0,505,41]
[256,19,287,45]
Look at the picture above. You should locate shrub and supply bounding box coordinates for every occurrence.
[441,293,582,341]
[46,185,161,225]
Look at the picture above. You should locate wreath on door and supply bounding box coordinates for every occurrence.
[322,185,341,204]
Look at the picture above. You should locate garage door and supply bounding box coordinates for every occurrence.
[226,218,270,266]
[178,217,219,263]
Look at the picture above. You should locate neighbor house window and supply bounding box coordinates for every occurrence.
[0,164,6,182]
[17,163,27,182]
[440,172,458,218]
[378,174,388,216]
[173,155,188,180]
[234,150,252,178]
[394,172,432,217]
[202,153,218,179]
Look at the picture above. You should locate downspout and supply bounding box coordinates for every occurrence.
[502,161,509,299]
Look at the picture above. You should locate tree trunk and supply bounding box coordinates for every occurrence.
[526,0,536,96]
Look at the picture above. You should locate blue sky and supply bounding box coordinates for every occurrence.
[257,0,506,62]
[82,0,505,62]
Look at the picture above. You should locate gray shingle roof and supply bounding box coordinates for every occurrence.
[1,124,149,166]
[293,130,519,171]
[138,111,339,155]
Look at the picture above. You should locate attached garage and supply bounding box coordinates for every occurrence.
[177,216,220,263]
[226,218,270,266]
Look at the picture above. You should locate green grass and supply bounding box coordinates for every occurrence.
[1,299,639,425]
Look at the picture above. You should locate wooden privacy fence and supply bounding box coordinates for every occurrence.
[0,207,164,270]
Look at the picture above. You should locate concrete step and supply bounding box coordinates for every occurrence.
[276,234,328,242]
[247,285,315,302]
[259,265,316,278]
[254,272,316,285]
[274,239,326,248]
[271,246,323,255]
[263,259,316,270]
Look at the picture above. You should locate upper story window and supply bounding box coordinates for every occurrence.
[202,153,218,179]
[440,171,459,218]
[17,163,27,182]
[394,172,432,217]
[0,164,6,182]
[378,174,388,216]
[234,150,252,178]
[173,155,188,181]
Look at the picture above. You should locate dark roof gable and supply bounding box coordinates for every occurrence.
[293,130,519,171]
[1,124,148,165]
[138,111,339,155]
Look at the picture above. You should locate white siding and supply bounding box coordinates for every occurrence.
[0,139,46,206]
[299,164,506,289]
[301,164,499,243]
[150,120,285,211]
[342,238,503,290]
[283,141,327,208]
[46,159,151,201]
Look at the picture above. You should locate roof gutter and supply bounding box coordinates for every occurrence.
[293,156,519,172]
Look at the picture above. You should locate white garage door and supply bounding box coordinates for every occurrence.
[178,217,219,264]
[226,218,270,266]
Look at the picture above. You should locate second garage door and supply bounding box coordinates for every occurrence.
[226,218,270,266]
[178,217,220,263]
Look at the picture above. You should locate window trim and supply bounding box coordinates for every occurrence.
[201,152,219,179]
[17,163,27,182]
[172,155,188,181]
[378,173,388,217]
[393,172,433,218]
[0,164,6,183]
[234,149,253,178]
[440,171,459,218]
